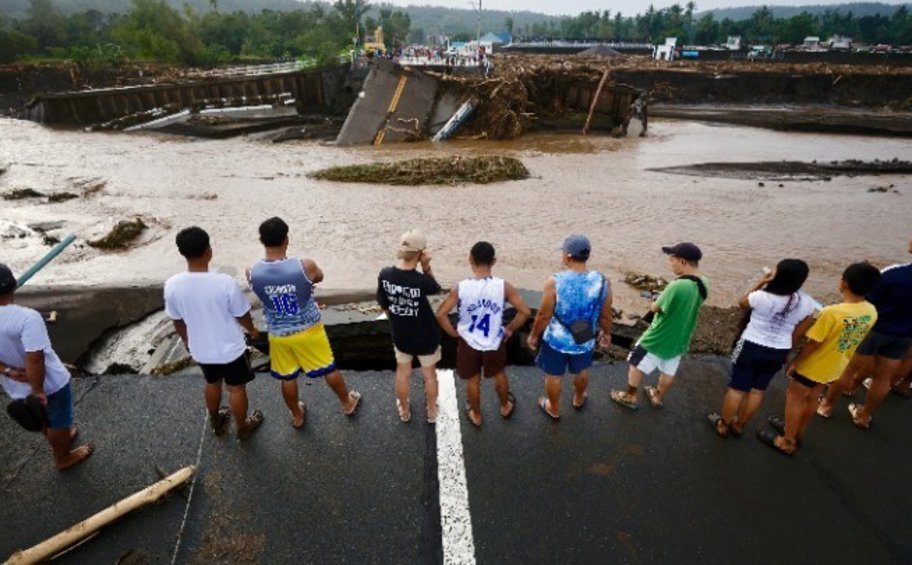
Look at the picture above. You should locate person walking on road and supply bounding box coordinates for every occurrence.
[164,227,264,440]
[611,242,708,410]
[758,262,880,455]
[248,217,362,427]
[708,259,816,438]
[377,230,442,424]
[0,264,94,470]
[817,238,912,428]
[527,235,612,421]
[436,241,531,427]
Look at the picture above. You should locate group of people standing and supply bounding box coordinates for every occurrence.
[1,218,910,469]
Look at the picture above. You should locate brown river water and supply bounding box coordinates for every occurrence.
[1,117,910,313]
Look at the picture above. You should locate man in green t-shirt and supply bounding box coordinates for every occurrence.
[611,243,708,409]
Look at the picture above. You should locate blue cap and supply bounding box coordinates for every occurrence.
[561,234,591,259]
[662,242,702,261]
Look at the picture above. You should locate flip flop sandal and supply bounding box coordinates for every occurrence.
[848,403,871,430]
[237,409,264,440]
[767,416,801,446]
[645,386,663,408]
[466,408,482,427]
[427,403,438,425]
[572,392,589,411]
[728,422,744,439]
[211,407,231,436]
[816,403,833,419]
[538,397,560,421]
[292,401,307,429]
[707,413,728,438]
[344,391,362,417]
[396,398,411,423]
[756,429,795,456]
[501,392,517,419]
[891,385,912,399]
[609,390,639,411]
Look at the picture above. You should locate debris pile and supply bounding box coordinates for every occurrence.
[430,57,643,139]
[88,218,148,250]
[2,188,45,200]
[309,156,530,186]
[624,272,669,295]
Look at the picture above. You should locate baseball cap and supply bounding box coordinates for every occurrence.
[561,234,591,259]
[0,263,17,295]
[662,242,703,261]
[399,229,427,254]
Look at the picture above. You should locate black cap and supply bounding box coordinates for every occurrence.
[662,242,702,261]
[0,263,17,295]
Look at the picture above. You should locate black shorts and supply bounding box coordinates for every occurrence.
[856,330,912,360]
[729,339,790,392]
[791,370,823,389]
[198,352,255,387]
[456,338,507,380]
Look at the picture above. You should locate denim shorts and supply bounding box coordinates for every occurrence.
[856,330,912,360]
[536,340,593,376]
[46,382,74,430]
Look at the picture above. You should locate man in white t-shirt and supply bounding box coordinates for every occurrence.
[0,264,94,470]
[164,227,263,440]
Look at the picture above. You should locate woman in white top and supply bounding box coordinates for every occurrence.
[709,259,816,438]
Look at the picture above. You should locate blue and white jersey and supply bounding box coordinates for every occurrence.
[457,277,505,351]
[543,270,609,355]
[249,258,322,336]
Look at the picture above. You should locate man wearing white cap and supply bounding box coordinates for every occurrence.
[377,230,442,423]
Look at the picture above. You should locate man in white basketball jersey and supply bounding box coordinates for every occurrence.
[436,242,531,427]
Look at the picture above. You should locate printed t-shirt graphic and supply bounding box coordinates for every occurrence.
[377,267,441,355]
[249,258,322,335]
[794,301,878,383]
[457,277,505,351]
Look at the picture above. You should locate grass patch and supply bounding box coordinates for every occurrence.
[309,156,529,186]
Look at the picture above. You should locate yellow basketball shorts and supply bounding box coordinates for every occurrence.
[268,323,337,380]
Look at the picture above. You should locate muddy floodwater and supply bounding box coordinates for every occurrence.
[1,117,910,313]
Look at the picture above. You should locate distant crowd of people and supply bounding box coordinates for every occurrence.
[1,219,910,469]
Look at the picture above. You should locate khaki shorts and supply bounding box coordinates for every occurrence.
[394,346,441,368]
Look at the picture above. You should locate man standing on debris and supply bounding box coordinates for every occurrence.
[527,235,613,420]
[436,241,531,427]
[0,264,94,470]
[377,230,442,424]
[165,227,264,440]
[249,217,362,426]
[611,243,708,410]
[817,237,912,428]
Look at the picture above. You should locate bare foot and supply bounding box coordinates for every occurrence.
[56,444,95,471]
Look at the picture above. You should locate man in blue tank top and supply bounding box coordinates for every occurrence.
[248,217,361,428]
[528,234,613,420]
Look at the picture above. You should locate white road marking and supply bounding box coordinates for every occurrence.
[435,369,477,565]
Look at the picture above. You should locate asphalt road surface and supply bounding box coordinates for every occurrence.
[2,359,910,563]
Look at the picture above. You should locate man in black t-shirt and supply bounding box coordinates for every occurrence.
[377,230,441,424]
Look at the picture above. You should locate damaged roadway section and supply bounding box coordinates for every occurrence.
[2,363,911,562]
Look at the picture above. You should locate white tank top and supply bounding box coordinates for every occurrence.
[457,277,505,351]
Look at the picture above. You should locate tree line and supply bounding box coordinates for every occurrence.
[519,4,912,46]
[2,0,911,67]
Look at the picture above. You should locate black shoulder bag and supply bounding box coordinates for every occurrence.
[554,275,607,344]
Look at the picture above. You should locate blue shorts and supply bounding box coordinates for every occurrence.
[728,339,790,392]
[46,382,74,429]
[536,340,594,376]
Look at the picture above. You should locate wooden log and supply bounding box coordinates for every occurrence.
[582,68,611,135]
[5,466,197,565]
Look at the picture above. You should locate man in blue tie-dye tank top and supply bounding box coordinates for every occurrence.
[528,234,613,420]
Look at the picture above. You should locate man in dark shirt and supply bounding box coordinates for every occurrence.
[819,238,912,428]
[377,230,442,424]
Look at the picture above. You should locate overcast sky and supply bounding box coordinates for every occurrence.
[378,0,909,17]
